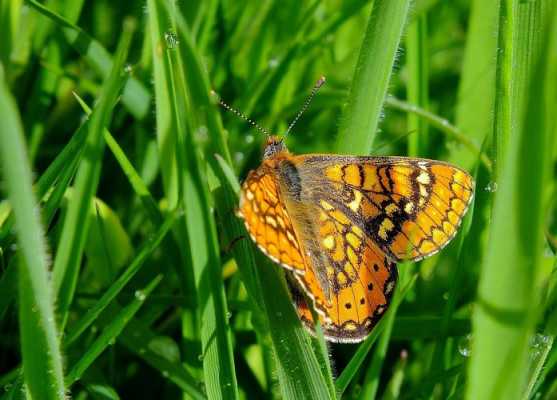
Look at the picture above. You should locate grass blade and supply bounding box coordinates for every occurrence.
[0,66,65,399]
[51,18,134,328]
[405,13,429,157]
[467,2,556,398]
[335,0,412,154]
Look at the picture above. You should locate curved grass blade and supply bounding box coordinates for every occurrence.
[0,66,65,399]
[335,0,412,155]
[51,18,134,329]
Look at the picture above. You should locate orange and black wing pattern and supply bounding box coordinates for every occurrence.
[296,155,474,262]
[288,200,397,342]
[238,161,306,274]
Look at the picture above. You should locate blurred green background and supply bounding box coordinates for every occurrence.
[0,0,556,399]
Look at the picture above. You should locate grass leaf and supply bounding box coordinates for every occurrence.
[0,65,65,399]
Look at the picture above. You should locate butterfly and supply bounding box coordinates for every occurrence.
[220,78,474,343]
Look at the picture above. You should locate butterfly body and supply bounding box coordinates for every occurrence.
[238,136,474,343]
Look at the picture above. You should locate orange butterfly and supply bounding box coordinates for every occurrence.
[222,78,474,343]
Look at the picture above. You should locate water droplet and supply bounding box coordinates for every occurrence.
[162,370,169,377]
[268,57,279,68]
[458,334,472,357]
[164,31,179,49]
[134,290,146,301]
[245,134,254,144]
[4,384,12,392]
[484,181,498,192]
[195,125,208,142]
[234,152,245,163]
[124,64,133,74]
[198,354,204,361]
[529,333,551,358]
[108,338,116,346]
[226,311,232,321]
[10,243,18,251]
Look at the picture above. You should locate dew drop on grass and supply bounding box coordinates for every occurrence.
[164,31,179,49]
[484,181,498,192]
[234,152,245,163]
[226,311,232,322]
[529,333,551,360]
[198,354,204,361]
[268,57,279,68]
[4,383,12,392]
[134,290,146,301]
[124,64,133,74]
[458,334,472,357]
[162,370,169,378]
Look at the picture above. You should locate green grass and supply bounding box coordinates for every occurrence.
[0,1,556,399]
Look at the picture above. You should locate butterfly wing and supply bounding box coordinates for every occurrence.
[294,155,475,262]
[238,162,306,274]
[286,208,398,342]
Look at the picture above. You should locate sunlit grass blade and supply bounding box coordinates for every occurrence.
[24,0,150,119]
[335,0,412,154]
[0,67,65,399]
[64,274,163,386]
[149,1,239,397]
[405,12,429,157]
[467,2,556,399]
[51,19,134,329]
[451,0,499,170]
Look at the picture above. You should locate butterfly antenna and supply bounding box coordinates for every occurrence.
[285,76,326,137]
[211,90,271,136]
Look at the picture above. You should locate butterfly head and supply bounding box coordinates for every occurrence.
[263,136,288,159]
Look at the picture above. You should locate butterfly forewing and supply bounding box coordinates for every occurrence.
[295,155,474,262]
